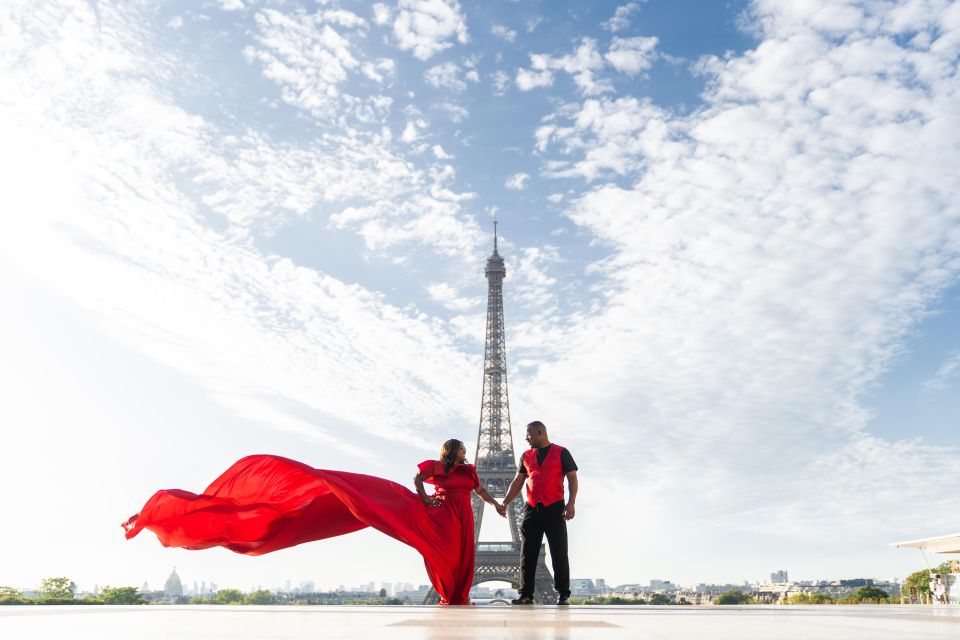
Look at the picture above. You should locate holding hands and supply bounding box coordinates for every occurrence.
[495,502,507,518]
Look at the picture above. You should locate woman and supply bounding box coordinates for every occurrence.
[122,439,501,605]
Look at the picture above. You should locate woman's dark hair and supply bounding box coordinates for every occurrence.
[440,439,465,472]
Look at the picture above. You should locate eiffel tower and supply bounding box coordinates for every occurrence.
[424,222,554,604]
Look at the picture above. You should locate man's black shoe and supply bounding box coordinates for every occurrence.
[511,595,534,605]
[557,596,569,605]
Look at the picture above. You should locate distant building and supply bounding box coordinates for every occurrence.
[770,570,789,583]
[840,578,872,587]
[397,585,431,602]
[164,567,183,598]
[649,580,677,591]
[569,579,596,596]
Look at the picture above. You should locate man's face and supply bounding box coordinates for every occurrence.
[525,427,544,448]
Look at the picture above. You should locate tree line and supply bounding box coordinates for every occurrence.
[0,579,405,606]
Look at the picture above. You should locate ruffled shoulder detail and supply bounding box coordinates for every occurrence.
[417,459,444,483]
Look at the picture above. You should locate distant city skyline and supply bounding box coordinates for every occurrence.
[11,566,908,599]
[2,0,959,592]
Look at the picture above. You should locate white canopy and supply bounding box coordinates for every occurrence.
[891,533,960,555]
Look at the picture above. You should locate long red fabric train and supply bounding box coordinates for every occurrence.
[122,454,479,605]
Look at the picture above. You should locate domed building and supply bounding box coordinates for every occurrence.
[164,567,183,598]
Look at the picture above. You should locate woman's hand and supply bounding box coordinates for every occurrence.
[414,472,441,506]
[495,502,507,517]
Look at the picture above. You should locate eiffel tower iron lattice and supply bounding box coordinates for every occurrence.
[424,223,554,604]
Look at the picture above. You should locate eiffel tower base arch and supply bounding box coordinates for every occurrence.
[422,541,556,605]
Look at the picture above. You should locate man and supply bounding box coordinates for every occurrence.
[497,420,578,605]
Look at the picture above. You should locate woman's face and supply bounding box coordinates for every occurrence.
[456,444,466,463]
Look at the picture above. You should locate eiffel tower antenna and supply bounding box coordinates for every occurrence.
[426,221,553,603]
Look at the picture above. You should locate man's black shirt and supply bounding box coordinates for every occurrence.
[518,444,577,475]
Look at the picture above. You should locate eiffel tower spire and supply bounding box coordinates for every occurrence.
[475,219,512,477]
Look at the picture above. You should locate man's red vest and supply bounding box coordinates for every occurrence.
[522,444,566,507]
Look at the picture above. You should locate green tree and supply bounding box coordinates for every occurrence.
[0,586,23,599]
[715,589,753,605]
[649,593,672,605]
[246,590,275,605]
[378,588,387,598]
[0,586,25,604]
[38,577,76,600]
[213,589,245,604]
[853,586,889,603]
[788,592,833,605]
[99,586,147,605]
[902,562,952,600]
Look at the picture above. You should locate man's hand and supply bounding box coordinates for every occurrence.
[495,502,507,518]
[563,502,576,521]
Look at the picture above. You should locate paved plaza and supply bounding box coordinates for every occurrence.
[2,605,960,640]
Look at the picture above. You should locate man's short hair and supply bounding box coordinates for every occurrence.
[526,420,547,432]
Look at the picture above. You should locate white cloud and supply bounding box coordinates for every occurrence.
[526,0,960,562]
[361,58,396,83]
[526,16,543,33]
[392,0,469,60]
[431,144,453,159]
[605,35,658,75]
[424,61,468,91]
[434,101,469,122]
[0,0,485,480]
[547,193,564,203]
[515,60,554,91]
[601,2,640,32]
[491,24,516,42]
[243,8,379,123]
[167,16,184,29]
[401,120,420,143]
[218,0,245,11]
[320,9,368,30]
[516,38,613,95]
[924,351,960,392]
[504,172,530,190]
[490,69,510,95]
[426,282,480,311]
[372,3,392,26]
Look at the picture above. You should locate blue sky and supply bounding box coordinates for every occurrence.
[1,0,959,594]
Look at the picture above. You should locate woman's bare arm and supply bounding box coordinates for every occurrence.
[473,484,501,508]
[414,473,442,506]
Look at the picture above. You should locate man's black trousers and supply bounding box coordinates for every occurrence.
[518,501,570,598]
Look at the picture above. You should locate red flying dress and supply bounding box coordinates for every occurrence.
[122,454,479,605]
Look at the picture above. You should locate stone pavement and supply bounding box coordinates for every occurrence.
[2,604,960,639]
